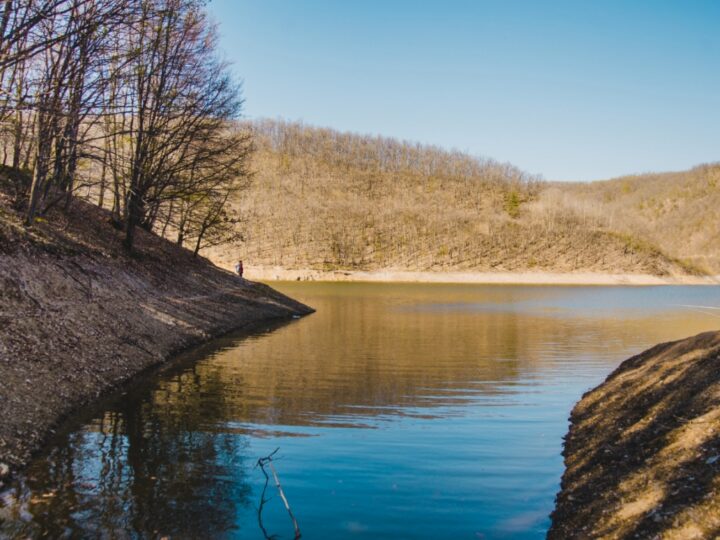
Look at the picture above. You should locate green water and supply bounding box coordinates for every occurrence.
[2,283,720,539]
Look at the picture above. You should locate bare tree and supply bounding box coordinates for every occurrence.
[1,0,252,258]
[16,0,127,223]
[104,0,244,251]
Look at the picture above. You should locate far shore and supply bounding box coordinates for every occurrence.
[231,266,720,286]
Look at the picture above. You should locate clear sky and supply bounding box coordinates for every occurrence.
[207,0,720,181]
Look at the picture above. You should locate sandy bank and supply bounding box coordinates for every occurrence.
[549,330,720,539]
[236,266,719,286]
[0,197,311,485]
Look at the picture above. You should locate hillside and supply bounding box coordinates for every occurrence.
[545,165,720,273]
[0,180,311,478]
[205,119,701,278]
[550,331,720,539]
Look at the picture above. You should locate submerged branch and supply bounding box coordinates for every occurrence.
[256,448,301,540]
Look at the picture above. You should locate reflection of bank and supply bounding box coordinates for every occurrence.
[62,282,718,434]
[2,389,254,539]
[4,284,720,538]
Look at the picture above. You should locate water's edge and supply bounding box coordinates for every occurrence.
[549,330,720,538]
[250,269,720,285]
[0,272,312,485]
[5,283,719,539]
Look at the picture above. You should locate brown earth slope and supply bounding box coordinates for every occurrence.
[206,120,702,279]
[550,330,720,539]
[0,188,312,484]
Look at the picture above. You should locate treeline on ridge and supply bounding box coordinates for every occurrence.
[206,119,694,276]
[250,118,536,183]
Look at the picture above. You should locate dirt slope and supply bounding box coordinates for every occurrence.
[0,189,312,484]
[550,330,720,539]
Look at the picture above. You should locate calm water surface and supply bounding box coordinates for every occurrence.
[2,283,720,539]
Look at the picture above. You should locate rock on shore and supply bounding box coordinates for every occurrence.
[550,330,720,539]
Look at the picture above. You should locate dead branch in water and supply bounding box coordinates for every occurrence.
[256,448,277,540]
[256,448,301,539]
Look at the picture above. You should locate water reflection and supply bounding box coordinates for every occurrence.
[1,283,720,539]
[0,356,257,538]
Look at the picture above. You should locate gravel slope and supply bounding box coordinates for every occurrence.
[550,330,720,539]
[0,192,312,485]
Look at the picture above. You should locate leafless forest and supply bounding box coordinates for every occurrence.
[0,0,250,255]
[544,165,720,273]
[207,119,714,276]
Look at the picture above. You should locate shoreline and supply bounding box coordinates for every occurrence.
[549,330,720,538]
[238,266,720,286]
[0,253,311,482]
[0,199,312,484]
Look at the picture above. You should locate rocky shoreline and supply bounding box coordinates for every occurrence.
[550,330,720,539]
[0,196,312,486]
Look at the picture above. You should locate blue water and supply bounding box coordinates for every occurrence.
[1,283,719,539]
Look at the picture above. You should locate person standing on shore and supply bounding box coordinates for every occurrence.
[235,260,244,278]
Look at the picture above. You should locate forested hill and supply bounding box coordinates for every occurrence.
[545,165,720,273]
[206,119,707,276]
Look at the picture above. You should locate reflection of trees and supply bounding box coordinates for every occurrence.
[4,361,253,539]
[122,386,251,538]
[194,285,717,429]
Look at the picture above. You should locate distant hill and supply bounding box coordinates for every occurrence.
[543,165,720,273]
[206,119,712,277]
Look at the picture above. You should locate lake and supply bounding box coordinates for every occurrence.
[2,283,720,539]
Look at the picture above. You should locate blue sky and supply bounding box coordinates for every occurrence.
[207,0,720,181]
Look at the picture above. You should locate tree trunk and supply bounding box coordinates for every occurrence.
[12,105,22,170]
[98,148,107,208]
[26,116,52,224]
[161,199,173,237]
[124,190,143,251]
[193,228,204,256]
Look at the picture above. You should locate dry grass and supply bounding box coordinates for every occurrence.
[206,120,701,277]
[548,164,720,273]
[550,331,720,539]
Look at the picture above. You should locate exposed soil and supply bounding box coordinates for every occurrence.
[229,266,719,285]
[0,190,312,485]
[550,330,720,539]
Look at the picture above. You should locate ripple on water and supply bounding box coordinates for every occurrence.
[2,283,720,539]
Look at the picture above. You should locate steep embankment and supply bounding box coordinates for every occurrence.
[0,188,311,483]
[550,331,720,539]
[205,119,704,279]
